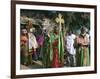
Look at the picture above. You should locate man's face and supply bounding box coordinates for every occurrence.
[22,29,27,35]
[81,29,86,34]
[28,21,33,28]
[68,31,72,35]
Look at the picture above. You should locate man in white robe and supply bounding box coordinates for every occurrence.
[28,28,38,61]
[65,30,76,67]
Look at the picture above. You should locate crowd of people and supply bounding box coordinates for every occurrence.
[65,27,90,67]
[20,15,90,68]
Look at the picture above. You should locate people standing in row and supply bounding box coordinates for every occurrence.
[20,16,90,68]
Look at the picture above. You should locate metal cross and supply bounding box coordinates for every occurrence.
[55,13,64,32]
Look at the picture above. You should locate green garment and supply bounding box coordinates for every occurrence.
[49,32,59,62]
[42,31,64,68]
[58,31,64,64]
[21,45,28,65]
[76,47,90,66]
[42,35,50,68]
[42,32,59,68]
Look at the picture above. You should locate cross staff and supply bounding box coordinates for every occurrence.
[55,13,65,65]
[55,13,64,32]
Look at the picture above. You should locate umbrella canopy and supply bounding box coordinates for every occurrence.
[20,16,40,25]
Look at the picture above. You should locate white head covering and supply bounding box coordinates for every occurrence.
[22,29,27,34]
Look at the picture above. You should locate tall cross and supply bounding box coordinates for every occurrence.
[55,13,64,32]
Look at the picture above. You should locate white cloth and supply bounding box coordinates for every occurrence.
[65,34,76,55]
[86,34,90,43]
[28,33,38,49]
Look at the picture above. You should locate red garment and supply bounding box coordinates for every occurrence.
[52,36,60,68]
[52,48,59,67]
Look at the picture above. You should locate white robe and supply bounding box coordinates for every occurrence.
[65,34,76,55]
[28,33,38,49]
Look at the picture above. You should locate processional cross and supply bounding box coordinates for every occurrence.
[55,13,64,32]
[55,13,65,64]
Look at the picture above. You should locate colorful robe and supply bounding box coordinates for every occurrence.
[58,31,64,67]
[50,31,64,67]
[42,34,50,67]
[50,32,59,67]
[42,30,64,68]
[20,35,28,65]
[42,32,59,68]
[76,34,90,66]
[36,35,44,59]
